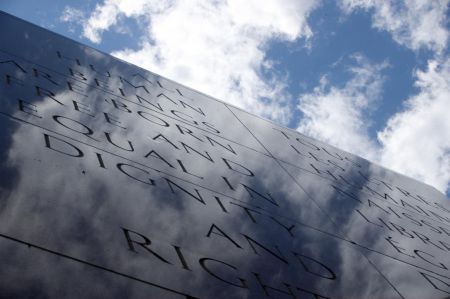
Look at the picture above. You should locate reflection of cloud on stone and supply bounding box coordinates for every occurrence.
[0,41,361,297]
[0,64,400,297]
[258,125,450,297]
[3,10,450,298]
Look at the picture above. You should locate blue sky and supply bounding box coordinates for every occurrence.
[1,0,449,196]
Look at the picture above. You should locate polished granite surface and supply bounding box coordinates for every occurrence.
[0,10,449,298]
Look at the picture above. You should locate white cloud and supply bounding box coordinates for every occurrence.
[339,0,449,52]
[59,6,86,33]
[298,0,450,194]
[378,57,450,193]
[81,0,173,43]
[297,54,388,160]
[65,0,320,124]
[59,6,85,23]
[297,55,450,194]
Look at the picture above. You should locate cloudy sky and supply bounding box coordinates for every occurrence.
[1,0,450,196]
